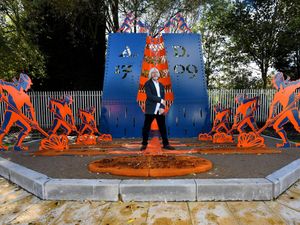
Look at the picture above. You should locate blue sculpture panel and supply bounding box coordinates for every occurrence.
[101,33,210,137]
[100,33,147,137]
[102,33,147,100]
[163,33,211,137]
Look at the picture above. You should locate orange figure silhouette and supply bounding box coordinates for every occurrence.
[198,104,231,142]
[76,106,99,145]
[0,73,38,151]
[48,95,77,135]
[212,104,231,134]
[78,106,100,135]
[232,94,259,134]
[267,72,300,148]
[76,106,112,144]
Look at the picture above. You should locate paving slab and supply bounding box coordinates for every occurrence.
[51,201,111,225]
[100,202,149,225]
[276,190,300,212]
[266,201,300,225]
[44,179,120,201]
[287,180,300,195]
[30,201,73,225]
[189,202,239,225]
[227,202,286,225]
[120,179,196,202]
[147,202,192,225]
[195,178,273,201]
[0,181,20,197]
[2,178,300,224]
[0,195,40,224]
[0,188,31,205]
[6,200,65,224]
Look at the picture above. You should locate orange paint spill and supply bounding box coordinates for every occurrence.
[143,137,163,155]
[88,155,212,177]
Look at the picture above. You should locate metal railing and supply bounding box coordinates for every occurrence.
[0,89,278,127]
[0,91,102,128]
[208,89,278,123]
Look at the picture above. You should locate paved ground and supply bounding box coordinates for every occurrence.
[0,177,300,224]
[1,137,299,179]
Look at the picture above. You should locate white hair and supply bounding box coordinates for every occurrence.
[148,67,160,78]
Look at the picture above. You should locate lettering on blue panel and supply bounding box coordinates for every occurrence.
[163,34,210,136]
[100,33,147,137]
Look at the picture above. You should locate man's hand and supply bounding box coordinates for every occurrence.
[161,99,166,106]
[159,108,165,115]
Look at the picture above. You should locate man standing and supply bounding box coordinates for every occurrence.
[141,67,175,150]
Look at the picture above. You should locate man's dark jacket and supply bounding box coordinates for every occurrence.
[144,79,165,115]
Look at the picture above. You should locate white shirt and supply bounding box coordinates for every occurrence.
[152,80,162,114]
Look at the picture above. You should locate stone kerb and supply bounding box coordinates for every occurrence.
[266,159,300,198]
[195,178,273,201]
[0,158,49,198]
[1,156,300,201]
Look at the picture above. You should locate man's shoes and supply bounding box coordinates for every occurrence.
[163,145,175,150]
[140,145,147,151]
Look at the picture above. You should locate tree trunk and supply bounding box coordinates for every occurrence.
[296,49,300,77]
[261,62,268,88]
[111,0,119,32]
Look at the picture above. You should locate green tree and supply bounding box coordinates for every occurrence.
[23,0,106,90]
[193,0,255,88]
[0,0,45,80]
[105,0,202,34]
[193,0,231,87]
[221,0,289,88]
[273,0,300,79]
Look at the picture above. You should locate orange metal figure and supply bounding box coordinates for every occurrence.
[237,73,300,148]
[212,104,231,134]
[211,105,234,143]
[266,72,300,148]
[77,106,112,144]
[78,106,100,135]
[48,95,77,135]
[198,104,231,141]
[0,73,38,151]
[232,94,259,134]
